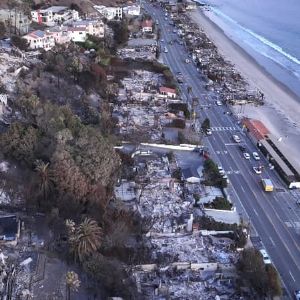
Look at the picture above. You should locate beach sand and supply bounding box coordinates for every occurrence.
[190,9,300,167]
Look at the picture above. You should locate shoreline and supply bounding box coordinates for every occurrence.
[190,8,300,166]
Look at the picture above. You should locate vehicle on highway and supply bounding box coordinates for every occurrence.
[176,76,184,83]
[232,134,241,143]
[243,152,250,159]
[222,174,229,184]
[218,166,225,176]
[206,128,212,135]
[216,100,222,106]
[173,29,177,33]
[164,17,168,20]
[259,249,272,264]
[294,290,300,300]
[156,20,159,25]
[253,166,262,174]
[160,39,164,43]
[185,59,190,63]
[164,47,168,53]
[253,152,260,160]
[239,145,246,152]
[269,163,274,170]
[261,178,274,192]
[165,12,168,16]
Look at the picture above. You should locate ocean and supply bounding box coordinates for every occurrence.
[196,0,300,98]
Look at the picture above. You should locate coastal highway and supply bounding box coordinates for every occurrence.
[144,1,300,297]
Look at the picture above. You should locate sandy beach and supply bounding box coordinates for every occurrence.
[190,8,300,167]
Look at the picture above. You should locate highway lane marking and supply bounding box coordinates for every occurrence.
[289,270,296,282]
[253,208,259,216]
[269,237,275,246]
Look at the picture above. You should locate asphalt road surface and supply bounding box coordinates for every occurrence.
[144,1,300,297]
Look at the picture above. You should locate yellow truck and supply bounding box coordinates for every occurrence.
[262,178,274,192]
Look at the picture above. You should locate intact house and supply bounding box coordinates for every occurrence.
[94,5,123,20]
[123,5,141,16]
[71,19,105,39]
[24,19,104,50]
[142,20,153,33]
[159,86,177,99]
[0,215,21,246]
[31,6,79,27]
[24,30,55,51]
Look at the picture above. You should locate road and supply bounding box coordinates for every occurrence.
[144,1,300,297]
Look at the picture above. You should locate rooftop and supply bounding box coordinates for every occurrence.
[242,118,270,140]
[160,86,176,94]
[142,19,153,28]
[42,6,68,13]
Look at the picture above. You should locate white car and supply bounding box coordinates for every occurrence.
[164,47,168,53]
[206,128,212,135]
[218,166,225,176]
[253,166,262,174]
[259,249,271,264]
[216,100,222,106]
[253,152,260,160]
[243,152,250,159]
[232,135,241,143]
[160,39,164,43]
[222,174,229,184]
[294,290,300,300]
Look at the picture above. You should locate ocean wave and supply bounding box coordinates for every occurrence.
[210,7,300,66]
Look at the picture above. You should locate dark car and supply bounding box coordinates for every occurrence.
[239,145,246,152]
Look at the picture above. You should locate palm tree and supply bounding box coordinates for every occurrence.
[35,160,54,207]
[66,271,80,300]
[71,218,102,262]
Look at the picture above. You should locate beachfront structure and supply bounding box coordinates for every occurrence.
[93,5,123,20]
[31,6,79,27]
[242,118,270,142]
[242,118,300,188]
[0,9,30,35]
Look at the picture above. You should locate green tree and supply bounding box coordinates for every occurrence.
[68,218,103,263]
[11,35,29,50]
[108,18,129,46]
[54,54,66,88]
[238,248,268,296]
[266,264,282,297]
[201,118,210,132]
[0,21,6,38]
[0,122,39,164]
[35,159,54,207]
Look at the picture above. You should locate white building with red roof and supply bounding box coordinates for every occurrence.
[142,20,153,33]
[159,86,177,98]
